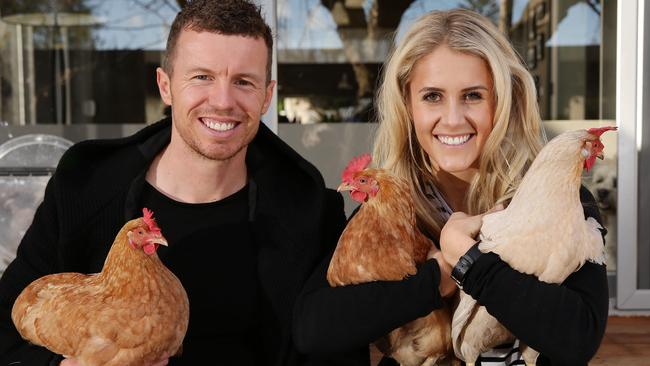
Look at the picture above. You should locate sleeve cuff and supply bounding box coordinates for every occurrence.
[460,252,502,295]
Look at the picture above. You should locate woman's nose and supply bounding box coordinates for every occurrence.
[441,100,464,127]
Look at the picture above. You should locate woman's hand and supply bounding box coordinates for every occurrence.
[440,205,504,266]
[61,355,169,366]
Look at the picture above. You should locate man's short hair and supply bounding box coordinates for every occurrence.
[163,0,273,84]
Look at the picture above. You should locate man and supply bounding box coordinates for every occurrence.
[0,1,368,365]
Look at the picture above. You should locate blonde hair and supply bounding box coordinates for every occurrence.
[373,8,545,238]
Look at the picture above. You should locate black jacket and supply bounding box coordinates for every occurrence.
[294,188,609,366]
[0,118,368,366]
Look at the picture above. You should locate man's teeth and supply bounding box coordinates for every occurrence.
[204,120,236,132]
[437,134,471,146]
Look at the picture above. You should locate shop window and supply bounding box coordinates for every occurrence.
[0,0,177,125]
[277,0,613,123]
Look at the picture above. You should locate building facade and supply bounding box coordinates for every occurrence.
[0,0,648,310]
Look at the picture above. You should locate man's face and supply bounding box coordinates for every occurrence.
[157,30,275,162]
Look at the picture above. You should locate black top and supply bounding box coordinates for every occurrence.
[294,187,608,366]
[141,182,262,365]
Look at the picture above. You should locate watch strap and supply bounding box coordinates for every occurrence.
[451,241,483,289]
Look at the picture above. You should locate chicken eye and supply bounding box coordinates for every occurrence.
[359,178,367,184]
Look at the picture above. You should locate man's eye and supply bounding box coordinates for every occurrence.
[194,75,210,81]
[235,79,253,86]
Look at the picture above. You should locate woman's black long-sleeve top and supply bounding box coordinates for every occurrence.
[293,187,609,366]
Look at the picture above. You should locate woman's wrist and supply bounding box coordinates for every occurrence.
[450,241,483,289]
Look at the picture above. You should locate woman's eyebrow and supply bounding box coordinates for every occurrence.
[461,85,489,92]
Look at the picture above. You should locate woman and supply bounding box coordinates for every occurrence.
[293,9,608,366]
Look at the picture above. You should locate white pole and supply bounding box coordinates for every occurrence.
[257,0,278,134]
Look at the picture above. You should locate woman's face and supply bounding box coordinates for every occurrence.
[408,45,495,179]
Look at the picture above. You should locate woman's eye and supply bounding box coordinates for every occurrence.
[464,91,483,101]
[423,92,441,102]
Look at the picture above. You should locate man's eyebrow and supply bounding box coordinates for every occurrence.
[186,67,211,74]
[235,72,264,83]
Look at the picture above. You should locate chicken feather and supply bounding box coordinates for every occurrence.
[12,209,189,366]
[452,127,615,366]
[328,159,454,366]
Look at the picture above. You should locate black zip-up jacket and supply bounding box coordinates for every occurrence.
[0,118,368,366]
[293,187,609,366]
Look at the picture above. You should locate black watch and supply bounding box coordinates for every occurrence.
[451,241,483,289]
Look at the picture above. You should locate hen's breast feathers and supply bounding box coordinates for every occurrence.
[478,131,605,283]
[327,173,434,286]
[12,246,188,361]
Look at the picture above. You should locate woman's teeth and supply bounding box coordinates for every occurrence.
[437,134,471,146]
[204,120,236,132]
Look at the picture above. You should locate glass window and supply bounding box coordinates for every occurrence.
[0,0,177,125]
[276,0,613,123]
[1,0,614,125]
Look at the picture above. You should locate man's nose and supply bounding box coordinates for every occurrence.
[207,82,235,110]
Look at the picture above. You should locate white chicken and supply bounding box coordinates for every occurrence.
[451,126,616,366]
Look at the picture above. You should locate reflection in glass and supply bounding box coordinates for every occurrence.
[0,134,71,276]
[277,0,609,123]
[0,0,177,125]
[276,0,510,123]
[0,1,614,126]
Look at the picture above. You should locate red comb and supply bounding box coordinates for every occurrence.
[142,208,161,234]
[587,126,617,137]
[342,154,372,183]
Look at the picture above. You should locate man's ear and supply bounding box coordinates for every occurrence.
[156,67,172,106]
[261,80,276,114]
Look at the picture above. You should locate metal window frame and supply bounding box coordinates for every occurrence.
[616,0,650,309]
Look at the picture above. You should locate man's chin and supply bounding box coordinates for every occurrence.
[196,144,246,162]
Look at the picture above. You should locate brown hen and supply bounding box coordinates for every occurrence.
[328,154,453,366]
[11,208,189,366]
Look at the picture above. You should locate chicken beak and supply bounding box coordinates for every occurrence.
[597,152,604,160]
[148,237,168,247]
[337,182,353,192]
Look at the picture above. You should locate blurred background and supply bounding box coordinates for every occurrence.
[0,0,648,312]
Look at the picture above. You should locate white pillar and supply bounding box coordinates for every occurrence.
[257,0,278,134]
